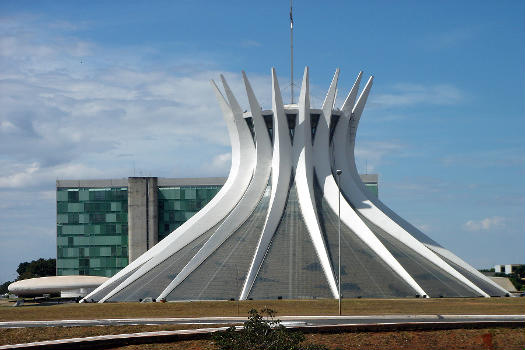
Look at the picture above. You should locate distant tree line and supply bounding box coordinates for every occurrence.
[0,258,56,294]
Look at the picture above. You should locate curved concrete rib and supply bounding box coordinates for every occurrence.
[293,67,339,298]
[423,244,508,294]
[344,76,501,295]
[314,70,427,297]
[83,78,245,303]
[333,76,492,297]
[329,72,361,179]
[345,102,506,296]
[158,72,272,300]
[98,77,256,302]
[240,68,293,300]
[346,85,440,247]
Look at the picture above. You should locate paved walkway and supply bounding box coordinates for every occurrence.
[0,314,523,328]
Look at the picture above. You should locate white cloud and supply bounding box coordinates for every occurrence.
[388,177,450,199]
[370,83,464,109]
[0,162,105,189]
[0,162,39,188]
[240,39,262,48]
[355,140,405,172]
[463,216,506,232]
[203,153,232,176]
[0,16,275,192]
[441,149,525,168]
[425,27,478,50]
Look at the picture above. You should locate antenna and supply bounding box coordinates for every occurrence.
[290,0,294,104]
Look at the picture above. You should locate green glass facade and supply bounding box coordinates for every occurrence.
[158,186,222,241]
[364,183,379,198]
[57,182,223,277]
[57,187,129,277]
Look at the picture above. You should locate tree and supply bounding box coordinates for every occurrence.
[213,308,328,350]
[15,258,56,281]
[508,265,525,291]
[0,281,12,294]
[0,258,56,295]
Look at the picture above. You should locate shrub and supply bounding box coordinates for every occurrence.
[213,308,328,350]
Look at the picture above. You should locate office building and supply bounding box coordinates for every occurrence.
[56,177,224,277]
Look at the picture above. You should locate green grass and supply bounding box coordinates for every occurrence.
[0,298,523,322]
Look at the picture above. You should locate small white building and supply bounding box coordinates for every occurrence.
[8,275,108,298]
[494,264,523,275]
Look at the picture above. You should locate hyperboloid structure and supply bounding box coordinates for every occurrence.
[84,68,508,302]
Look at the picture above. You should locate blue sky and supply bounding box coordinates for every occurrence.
[0,0,523,283]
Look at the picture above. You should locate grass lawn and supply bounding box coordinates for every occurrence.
[0,297,523,322]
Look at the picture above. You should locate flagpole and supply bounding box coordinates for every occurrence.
[290,0,294,104]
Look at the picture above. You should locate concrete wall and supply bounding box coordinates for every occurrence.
[147,177,158,253]
[128,177,158,262]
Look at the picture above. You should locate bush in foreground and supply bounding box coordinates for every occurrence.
[213,308,328,350]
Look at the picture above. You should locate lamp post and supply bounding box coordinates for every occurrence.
[336,169,342,316]
[235,265,240,316]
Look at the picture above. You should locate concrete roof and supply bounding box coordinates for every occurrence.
[8,276,109,296]
[56,177,227,188]
[359,174,378,184]
[489,277,517,292]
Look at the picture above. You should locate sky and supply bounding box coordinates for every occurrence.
[0,0,523,283]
